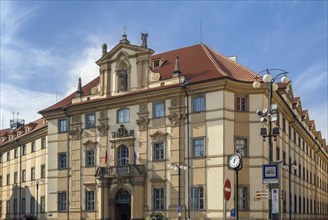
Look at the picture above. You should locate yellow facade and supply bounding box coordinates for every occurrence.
[1,35,327,220]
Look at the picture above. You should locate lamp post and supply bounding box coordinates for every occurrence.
[170,163,188,220]
[282,160,297,220]
[253,69,289,220]
[31,179,44,219]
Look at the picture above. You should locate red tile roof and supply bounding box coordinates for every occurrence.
[41,44,259,113]
[0,118,46,147]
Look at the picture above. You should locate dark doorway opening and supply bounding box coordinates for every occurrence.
[115,188,131,220]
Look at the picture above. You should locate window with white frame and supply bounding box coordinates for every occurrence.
[85,149,95,167]
[31,167,35,180]
[153,102,165,118]
[117,108,130,123]
[0,176,2,186]
[153,188,164,210]
[22,145,26,155]
[22,198,26,214]
[31,142,36,152]
[7,152,10,161]
[117,145,129,166]
[193,138,204,157]
[22,170,26,182]
[40,196,45,213]
[6,174,10,185]
[58,192,67,211]
[14,149,18,158]
[238,187,248,210]
[14,172,18,184]
[86,113,96,128]
[58,118,68,133]
[191,186,204,210]
[6,201,10,214]
[0,153,2,163]
[86,191,95,211]
[235,95,248,112]
[193,96,205,112]
[14,199,17,214]
[58,153,67,169]
[41,164,46,178]
[30,197,35,214]
[235,138,247,156]
[41,137,46,149]
[154,143,165,160]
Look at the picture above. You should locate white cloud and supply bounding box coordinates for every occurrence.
[0,83,56,129]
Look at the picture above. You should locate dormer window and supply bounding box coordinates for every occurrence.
[152,58,166,69]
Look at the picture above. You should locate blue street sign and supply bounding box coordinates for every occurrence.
[263,164,279,184]
[230,209,236,217]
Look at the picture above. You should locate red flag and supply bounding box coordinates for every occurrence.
[104,150,108,165]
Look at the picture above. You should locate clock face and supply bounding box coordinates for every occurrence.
[228,154,241,169]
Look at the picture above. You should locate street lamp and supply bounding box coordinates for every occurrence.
[31,179,44,219]
[170,163,188,219]
[282,161,297,220]
[253,69,289,220]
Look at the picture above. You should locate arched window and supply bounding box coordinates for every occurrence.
[117,145,129,166]
[117,108,129,123]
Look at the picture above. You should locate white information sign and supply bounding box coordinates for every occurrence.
[272,188,279,214]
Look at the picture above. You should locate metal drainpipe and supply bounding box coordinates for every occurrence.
[183,85,190,220]
[63,107,70,220]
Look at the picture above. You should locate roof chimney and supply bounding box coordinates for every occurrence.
[173,56,181,77]
[75,77,83,97]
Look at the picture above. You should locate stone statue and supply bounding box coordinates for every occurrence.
[102,43,107,54]
[118,70,128,92]
[141,33,148,48]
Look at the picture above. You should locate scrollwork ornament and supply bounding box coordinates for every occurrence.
[136,117,149,130]
[70,127,82,140]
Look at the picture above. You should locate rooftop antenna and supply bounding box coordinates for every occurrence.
[200,21,203,43]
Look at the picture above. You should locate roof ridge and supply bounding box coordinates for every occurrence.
[200,44,228,77]
[153,44,202,57]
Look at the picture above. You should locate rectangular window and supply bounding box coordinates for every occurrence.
[31,167,35,180]
[235,95,248,111]
[6,174,10,185]
[22,145,26,155]
[22,198,26,214]
[6,201,10,214]
[191,186,204,210]
[193,139,204,157]
[238,187,248,210]
[41,196,46,213]
[0,176,2,186]
[153,102,165,118]
[58,192,67,211]
[14,149,18,158]
[117,108,130,123]
[154,143,165,160]
[86,113,96,128]
[153,188,164,210]
[14,172,18,184]
[235,138,247,156]
[31,142,36,152]
[22,170,26,182]
[30,197,35,214]
[0,201,2,215]
[58,153,67,169]
[41,137,46,149]
[86,191,95,211]
[7,152,10,161]
[276,146,280,161]
[41,164,46,178]
[85,150,95,167]
[283,151,286,164]
[58,118,68,132]
[283,118,286,133]
[0,153,2,163]
[14,199,17,214]
[193,96,205,112]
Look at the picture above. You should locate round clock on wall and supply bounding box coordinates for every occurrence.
[228,154,242,170]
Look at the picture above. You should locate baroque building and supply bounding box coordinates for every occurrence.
[1,33,328,220]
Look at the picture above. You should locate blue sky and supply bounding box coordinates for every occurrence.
[0,1,327,139]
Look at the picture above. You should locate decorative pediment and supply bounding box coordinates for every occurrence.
[150,131,168,142]
[83,140,98,148]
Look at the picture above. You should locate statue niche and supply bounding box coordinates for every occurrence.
[118,69,128,92]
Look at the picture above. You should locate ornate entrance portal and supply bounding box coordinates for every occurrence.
[115,188,131,220]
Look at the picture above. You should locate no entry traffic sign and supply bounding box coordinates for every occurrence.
[224,178,231,201]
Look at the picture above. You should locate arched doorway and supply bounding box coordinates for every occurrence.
[115,188,131,220]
